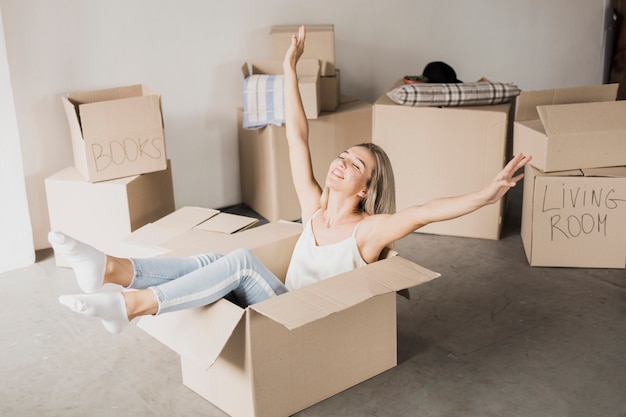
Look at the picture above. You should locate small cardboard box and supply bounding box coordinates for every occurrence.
[61,84,168,182]
[45,161,175,266]
[270,24,335,76]
[513,84,626,172]
[521,165,626,268]
[137,221,441,417]
[373,82,514,240]
[320,69,340,112]
[243,59,321,120]
[238,98,372,222]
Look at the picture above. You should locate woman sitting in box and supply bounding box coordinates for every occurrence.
[53,26,531,333]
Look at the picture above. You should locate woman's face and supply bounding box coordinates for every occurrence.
[326,146,376,197]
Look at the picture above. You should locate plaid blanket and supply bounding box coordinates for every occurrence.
[387,81,520,107]
[243,74,285,128]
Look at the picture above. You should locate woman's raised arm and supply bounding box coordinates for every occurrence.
[283,26,322,222]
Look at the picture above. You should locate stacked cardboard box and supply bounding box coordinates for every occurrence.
[239,25,372,222]
[47,84,176,266]
[513,84,626,269]
[372,80,514,240]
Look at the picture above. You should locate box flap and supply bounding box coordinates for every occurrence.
[137,299,245,370]
[78,94,163,138]
[270,24,334,34]
[536,101,626,137]
[155,206,220,229]
[250,256,440,330]
[516,84,618,122]
[194,212,259,234]
[67,84,145,105]
[581,166,626,178]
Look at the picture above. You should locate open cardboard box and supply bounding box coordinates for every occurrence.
[513,84,626,172]
[242,59,321,119]
[521,164,626,268]
[136,221,440,417]
[373,81,513,240]
[61,84,168,182]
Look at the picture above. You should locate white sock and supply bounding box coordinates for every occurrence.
[48,231,107,293]
[58,293,130,334]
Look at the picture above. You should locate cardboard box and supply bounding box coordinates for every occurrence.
[373,82,514,240]
[45,161,175,266]
[137,221,441,417]
[320,69,340,112]
[238,98,373,222]
[243,59,321,120]
[270,24,335,76]
[513,84,626,172]
[521,165,626,268]
[61,84,168,182]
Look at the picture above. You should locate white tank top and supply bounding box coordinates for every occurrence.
[285,210,368,290]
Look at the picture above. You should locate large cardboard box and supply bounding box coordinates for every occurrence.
[270,24,335,76]
[61,84,168,182]
[521,165,626,268]
[243,59,321,120]
[513,84,626,172]
[137,221,441,417]
[45,161,175,266]
[373,82,514,240]
[238,98,373,222]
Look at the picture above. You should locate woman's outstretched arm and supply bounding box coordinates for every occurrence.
[360,153,532,258]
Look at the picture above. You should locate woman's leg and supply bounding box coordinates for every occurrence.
[58,248,287,333]
[150,248,287,314]
[49,231,224,292]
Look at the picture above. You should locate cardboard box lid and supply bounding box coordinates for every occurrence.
[535,100,626,137]
[64,84,163,137]
[250,256,441,330]
[581,166,626,178]
[66,84,156,104]
[195,213,259,234]
[270,24,334,34]
[515,84,618,122]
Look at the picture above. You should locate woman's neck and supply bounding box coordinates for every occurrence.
[322,195,363,228]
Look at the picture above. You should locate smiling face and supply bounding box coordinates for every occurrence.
[326,146,376,199]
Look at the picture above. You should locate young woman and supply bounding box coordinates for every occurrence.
[53,26,531,333]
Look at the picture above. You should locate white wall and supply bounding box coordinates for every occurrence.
[0,6,34,272]
[0,0,615,250]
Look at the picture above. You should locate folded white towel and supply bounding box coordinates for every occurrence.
[243,74,286,129]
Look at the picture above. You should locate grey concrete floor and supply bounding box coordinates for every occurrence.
[2,185,625,417]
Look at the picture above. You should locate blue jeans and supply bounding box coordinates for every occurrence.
[128,248,288,314]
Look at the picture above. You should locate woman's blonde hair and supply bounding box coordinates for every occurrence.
[320,142,396,215]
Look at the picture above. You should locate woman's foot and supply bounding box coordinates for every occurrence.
[48,231,107,293]
[58,292,130,334]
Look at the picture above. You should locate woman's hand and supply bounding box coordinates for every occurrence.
[283,25,306,72]
[481,153,532,204]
